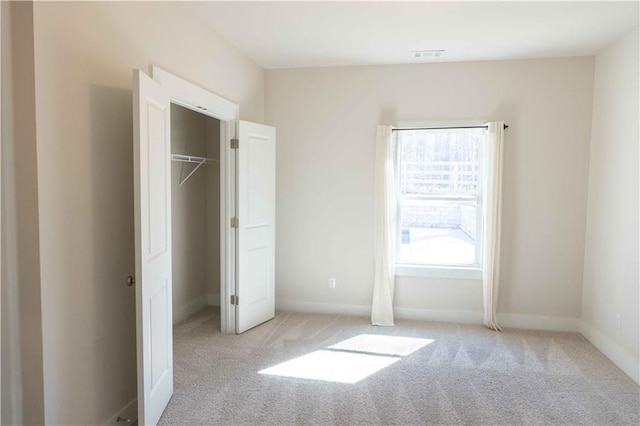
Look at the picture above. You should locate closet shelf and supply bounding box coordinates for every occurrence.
[171,153,218,186]
[171,153,218,165]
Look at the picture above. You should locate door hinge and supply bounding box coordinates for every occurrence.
[230,295,239,305]
[230,217,239,228]
[230,138,239,149]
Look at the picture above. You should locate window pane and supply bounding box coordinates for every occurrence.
[397,128,483,266]
[400,129,482,197]
[399,200,477,266]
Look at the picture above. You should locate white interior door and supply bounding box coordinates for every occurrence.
[133,69,173,425]
[236,121,276,333]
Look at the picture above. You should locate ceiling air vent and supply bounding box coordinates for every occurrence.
[413,50,445,59]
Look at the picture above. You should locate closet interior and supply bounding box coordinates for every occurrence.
[170,103,221,325]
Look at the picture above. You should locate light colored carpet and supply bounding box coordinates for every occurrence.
[159,307,639,425]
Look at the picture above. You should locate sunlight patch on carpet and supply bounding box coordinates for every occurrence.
[259,334,434,384]
[328,334,433,356]
[259,350,399,384]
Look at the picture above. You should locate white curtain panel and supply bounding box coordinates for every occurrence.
[482,122,505,331]
[371,125,397,326]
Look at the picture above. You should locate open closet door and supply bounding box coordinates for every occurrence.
[236,121,276,333]
[133,69,173,425]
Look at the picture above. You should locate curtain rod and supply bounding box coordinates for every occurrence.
[392,124,509,132]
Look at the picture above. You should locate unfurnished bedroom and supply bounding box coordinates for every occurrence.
[1,1,638,425]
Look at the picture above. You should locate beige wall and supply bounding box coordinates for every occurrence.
[581,27,639,383]
[1,2,24,424]
[266,57,595,324]
[1,3,16,423]
[171,104,221,324]
[29,2,264,424]
[2,2,45,424]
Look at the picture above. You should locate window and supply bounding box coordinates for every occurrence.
[395,128,484,270]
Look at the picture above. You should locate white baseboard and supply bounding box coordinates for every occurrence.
[394,307,483,324]
[580,321,639,384]
[276,299,370,317]
[275,299,580,332]
[207,293,221,307]
[174,295,208,325]
[103,398,137,425]
[499,313,580,332]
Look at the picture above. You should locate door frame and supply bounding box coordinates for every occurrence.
[151,66,237,334]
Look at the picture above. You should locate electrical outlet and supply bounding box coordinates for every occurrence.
[615,313,622,330]
[328,277,336,289]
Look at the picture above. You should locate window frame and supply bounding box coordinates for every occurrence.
[393,126,486,278]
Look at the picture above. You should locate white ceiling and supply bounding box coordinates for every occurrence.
[190,1,639,69]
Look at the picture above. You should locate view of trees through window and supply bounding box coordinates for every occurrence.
[397,128,484,266]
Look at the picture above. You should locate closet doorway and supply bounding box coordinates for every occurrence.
[133,67,276,425]
[170,104,221,325]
